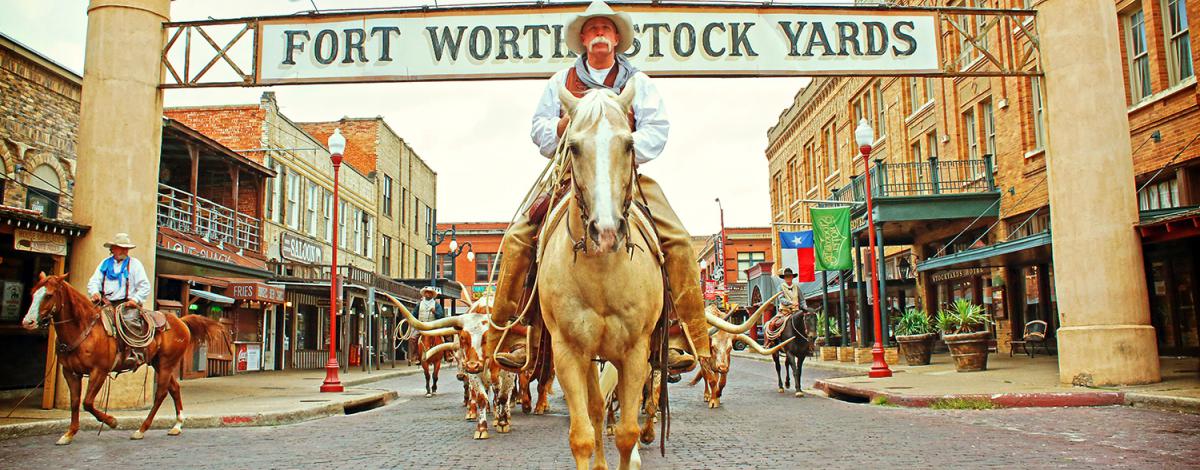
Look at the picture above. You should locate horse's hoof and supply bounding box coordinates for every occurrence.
[777,388,785,393]
[533,407,547,415]
[55,435,73,446]
[639,430,655,445]
[130,430,144,440]
[167,424,182,436]
[474,430,489,440]
[425,393,432,398]
[794,391,805,398]
[497,423,511,433]
[105,418,118,429]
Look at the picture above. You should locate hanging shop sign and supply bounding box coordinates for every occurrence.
[280,232,323,264]
[13,229,68,256]
[255,5,939,85]
[228,281,286,304]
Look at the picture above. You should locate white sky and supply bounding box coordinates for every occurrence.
[0,0,816,236]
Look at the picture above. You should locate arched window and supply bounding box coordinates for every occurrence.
[26,164,60,218]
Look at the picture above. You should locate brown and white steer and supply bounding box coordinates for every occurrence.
[388,293,516,440]
[690,300,792,409]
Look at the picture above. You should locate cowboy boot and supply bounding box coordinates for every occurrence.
[487,217,539,369]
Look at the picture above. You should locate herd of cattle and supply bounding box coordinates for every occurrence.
[387,291,812,441]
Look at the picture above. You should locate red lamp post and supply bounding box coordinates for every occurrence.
[321,128,347,393]
[855,119,892,379]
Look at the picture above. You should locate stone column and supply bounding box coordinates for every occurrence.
[63,0,171,408]
[1037,0,1160,385]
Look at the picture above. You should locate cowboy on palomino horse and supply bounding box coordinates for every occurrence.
[86,232,152,371]
[485,0,710,381]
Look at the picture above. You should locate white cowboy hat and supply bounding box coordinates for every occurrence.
[103,233,136,249]
[565,0,635,55]
[421,286,440,295]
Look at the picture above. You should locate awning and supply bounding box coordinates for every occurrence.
[917,231,1053,272]
[189,289,235,305]
[160,274,230,287]
[1138,206,1200,244]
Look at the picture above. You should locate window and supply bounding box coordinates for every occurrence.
[26,164,60,219]
[322,189,333,243]
[959,15,976,66]
[924,78,935,103]
[413,198,420,233]
[264,156,276,221]
[963,108,978,159]
[381,235,392,276]
[425,205,434,239]
[982,101,996,156]
[398,242,407,276]
[271,164,285,223]
[824,126,836,175]
[786,159,796,203]
[874,82,886,136]
[382,174,394,217]
[401,188,408,226]
[1138,178,1180,210]
[974,0,989,53]
[911,141,922,163]
[1126,9,1152,101]
[306,182,319,236]
[339,201,348,248]
[439,254,455,279]
[363,214,374,258]
[474,253,499,283]
[771,172,782,213]
[353,208,364,254]
[908,78,920,113]
[1163,0,1193,85]
[736,252,765,282]
[286,172,301,229]
[925,132,938,159]
[1031,77,1046,150]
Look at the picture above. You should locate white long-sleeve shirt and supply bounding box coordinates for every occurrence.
[531,66,670,164]
[87,256,151,304]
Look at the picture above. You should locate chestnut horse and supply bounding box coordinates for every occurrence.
[20,273,225,445]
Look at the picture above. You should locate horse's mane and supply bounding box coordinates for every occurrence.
[46,276,98,320]
[571,89,628,132]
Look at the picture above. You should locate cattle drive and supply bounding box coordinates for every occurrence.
[690,299,793,408]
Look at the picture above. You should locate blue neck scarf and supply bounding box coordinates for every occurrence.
[100,257,129,282]
[574,53,639,94]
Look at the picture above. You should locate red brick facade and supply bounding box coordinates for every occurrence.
[163,106,266,161]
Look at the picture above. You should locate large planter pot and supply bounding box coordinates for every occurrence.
[896,333,936,366]
[942,331,991,372]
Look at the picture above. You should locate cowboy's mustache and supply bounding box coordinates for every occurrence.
[589,36,613,48]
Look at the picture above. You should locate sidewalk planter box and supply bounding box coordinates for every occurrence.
[854,347,873,364]
[819,346,838,361]
[896,333,936,366]
[884,347,899,365]
[943,331,991,372]
[837,346,855,362]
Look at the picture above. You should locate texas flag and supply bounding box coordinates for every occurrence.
[778,231,816,282]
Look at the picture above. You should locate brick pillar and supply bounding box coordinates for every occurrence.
[1038,0,1160,385]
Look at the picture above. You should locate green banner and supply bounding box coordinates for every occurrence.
[810,206,852,271]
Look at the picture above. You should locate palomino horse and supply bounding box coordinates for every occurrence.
[536,79,661,470]
[20,273,225,445]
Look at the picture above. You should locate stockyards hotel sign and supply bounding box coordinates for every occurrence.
[242,4,939,85]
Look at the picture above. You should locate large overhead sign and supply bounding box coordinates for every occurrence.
[251,4,940,85]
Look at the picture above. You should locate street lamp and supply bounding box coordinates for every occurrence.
[855,119,892,379]
[444,230,474,283]
[715,197,727,302]
[321,128,346,393]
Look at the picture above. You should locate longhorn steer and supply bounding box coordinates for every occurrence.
[691,298,791,408]
[389,293,517,440]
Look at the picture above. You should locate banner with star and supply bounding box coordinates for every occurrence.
[777,230,815,282]
[810,206,852,271]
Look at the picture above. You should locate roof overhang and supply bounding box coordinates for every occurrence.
[917,231,1053,272]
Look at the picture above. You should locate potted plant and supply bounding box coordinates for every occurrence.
[936,299,992,372]
[814,311,841,360]
[894,307,936,366]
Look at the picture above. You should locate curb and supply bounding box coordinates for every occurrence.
[814,379,1127,409]
[0,368,422,441]
[1125,392,1200,414]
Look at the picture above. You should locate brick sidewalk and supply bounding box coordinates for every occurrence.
[735,350,1200,413]
[0,365,421,440]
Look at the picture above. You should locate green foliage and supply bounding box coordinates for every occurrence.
[894,307,932,336]
[936,298,990,335]
[815,311,840,338]
[870,395,897,407]
[929,397,996,410]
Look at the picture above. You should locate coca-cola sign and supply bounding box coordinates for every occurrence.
[280,232,323,264]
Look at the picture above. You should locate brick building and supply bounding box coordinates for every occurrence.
[434,222,507,309]
[0,32,89,391]
[695,227,773,306]
[766,0,1199,358]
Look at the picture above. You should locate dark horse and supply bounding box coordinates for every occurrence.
[763,303,813,397]
[21,273,226,445]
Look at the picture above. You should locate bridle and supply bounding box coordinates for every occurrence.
[566,131,638,256]
[34,280,100,354]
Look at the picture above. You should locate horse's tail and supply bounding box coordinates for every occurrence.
[687,367,704,387]
[180,314,227,347]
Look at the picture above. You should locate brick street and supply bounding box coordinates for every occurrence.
[1,358,1197,469]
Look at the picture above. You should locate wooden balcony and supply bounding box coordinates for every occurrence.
[158,183,263,252]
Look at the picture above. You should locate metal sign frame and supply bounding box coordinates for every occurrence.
[160,1,1040,89]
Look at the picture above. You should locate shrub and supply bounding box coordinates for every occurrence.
[894,307,932,336]
[936,298,990,335]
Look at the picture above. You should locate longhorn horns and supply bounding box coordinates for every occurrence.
[735,334,794,356]
[705,292,781,334]
[423,342,460,362]
[381,292,463,331]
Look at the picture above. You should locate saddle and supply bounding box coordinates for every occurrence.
[99,305,168,371]
[764,310,794,345]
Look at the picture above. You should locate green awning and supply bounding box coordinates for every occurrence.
[917,231,1053,272]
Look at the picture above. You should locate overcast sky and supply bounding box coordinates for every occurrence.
[0,0,816,236]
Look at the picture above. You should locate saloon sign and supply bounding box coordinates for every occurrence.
[256,4,939,84]
[280,232,323,264]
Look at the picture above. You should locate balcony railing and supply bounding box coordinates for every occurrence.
[828,156,996,206]
[157,183,262,252]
